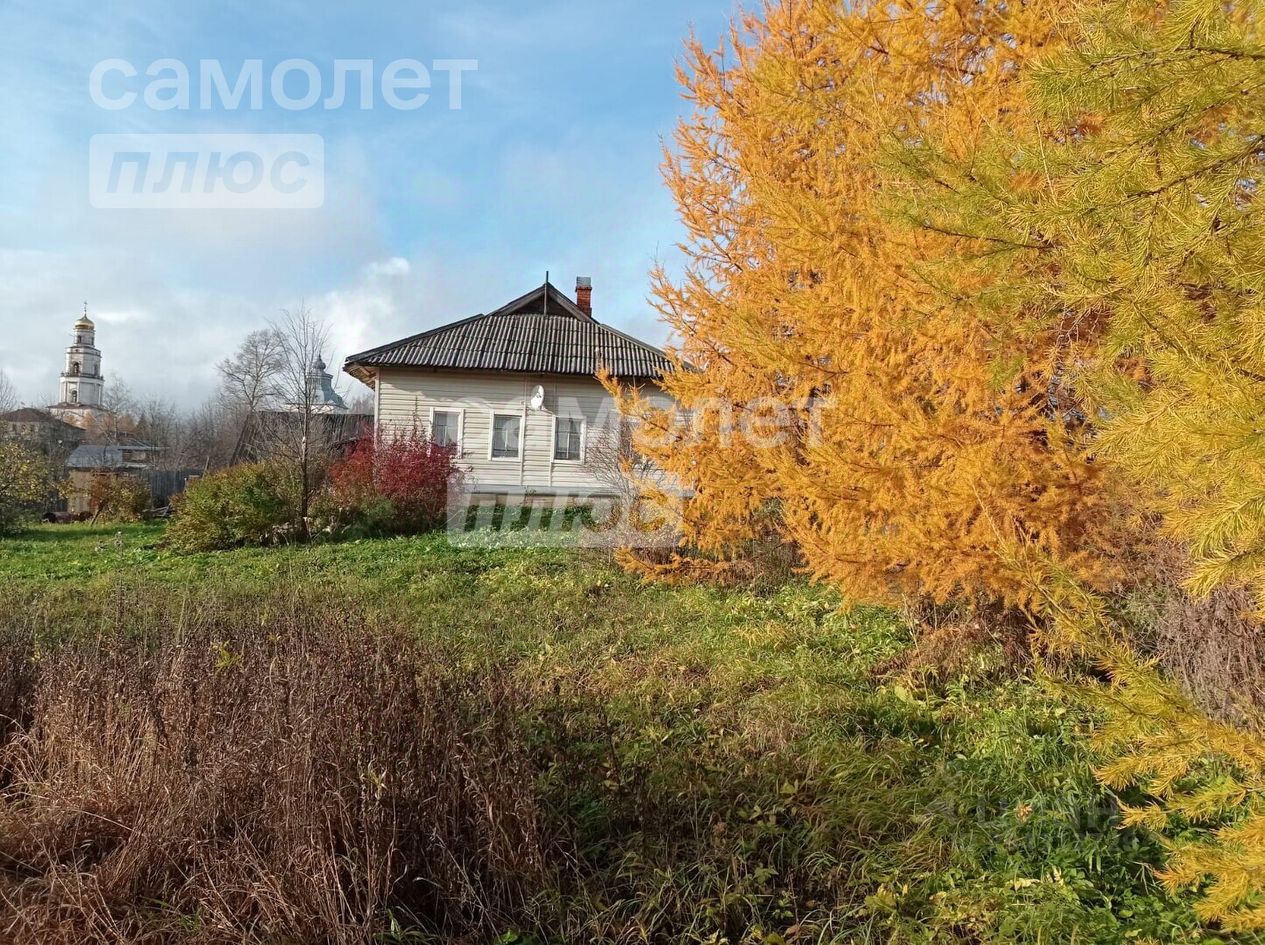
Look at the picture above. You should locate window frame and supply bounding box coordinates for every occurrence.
[488,412,523,461]
[428,405,464,455]
[552,415,586,464]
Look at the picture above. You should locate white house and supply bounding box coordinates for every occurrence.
[343,278,675,496]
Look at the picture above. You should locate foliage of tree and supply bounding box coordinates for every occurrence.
[0,440,56,533]
[883,0,1265,929]
[615,0,1126,609]
[907,0,1265,606]
[616,0,1265,929]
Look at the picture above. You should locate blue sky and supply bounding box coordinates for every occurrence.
[0,0,736,407]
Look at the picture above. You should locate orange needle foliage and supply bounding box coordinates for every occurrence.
[616,0,1125,608]
[891,0,1265,928]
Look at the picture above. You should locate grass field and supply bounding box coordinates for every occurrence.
[0,524,1243,944]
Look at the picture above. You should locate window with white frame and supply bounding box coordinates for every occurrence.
[554,416,584,462]
[430,408,462,451]
[490,413,521,459]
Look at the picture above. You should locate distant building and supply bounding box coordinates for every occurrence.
[66,442,161,472]
[0,407,84,452]
[239,353,364,461]
[49,306,109,428]
[242,407,371,463]
[64,440,162,515]
[294,355,349,414]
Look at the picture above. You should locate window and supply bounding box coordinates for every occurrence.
[70,390,78,404]
[430,408,462,451]
[554,417,584,462]
[71,362,80,375]
[490,414,521,459]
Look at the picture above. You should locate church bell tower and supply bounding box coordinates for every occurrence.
[49,304,107,427]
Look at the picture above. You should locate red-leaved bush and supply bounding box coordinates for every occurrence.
[325,429,459,535]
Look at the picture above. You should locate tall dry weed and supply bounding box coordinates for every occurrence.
[0,589,549,944]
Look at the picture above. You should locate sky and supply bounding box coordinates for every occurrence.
[0,0,738,409]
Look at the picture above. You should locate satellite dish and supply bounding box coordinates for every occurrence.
[529,384,546,411]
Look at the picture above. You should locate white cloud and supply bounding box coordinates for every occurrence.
[364,256,410,277]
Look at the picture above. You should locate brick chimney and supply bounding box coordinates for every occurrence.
[575,276,593,317]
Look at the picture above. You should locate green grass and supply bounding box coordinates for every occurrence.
[0,524,1243,944]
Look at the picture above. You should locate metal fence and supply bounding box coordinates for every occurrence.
[138,468,201,507]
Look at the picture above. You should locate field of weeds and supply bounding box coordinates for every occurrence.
[0,525,1238,944]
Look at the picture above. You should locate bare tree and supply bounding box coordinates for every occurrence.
[85,380,138,444]
[586,415,666,511]
[184,399,238,472]
[258,304,335,537]
[0,369,17,415]
[218,329,285,464]
[102,379,136,417]
[134,397,202,470]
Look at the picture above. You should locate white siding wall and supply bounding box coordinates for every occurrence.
[375,368,669,495]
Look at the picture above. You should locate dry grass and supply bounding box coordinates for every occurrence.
[1150,582,1265,729]
[0,590,549,944]
[1124,542,1265,730]
[870,598,1032,682]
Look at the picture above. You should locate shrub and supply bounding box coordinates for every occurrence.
[0,440,56,534]
[0,590,547,944]
[325,429,458,535]
[86,471,150,522]
[166,462,296,552]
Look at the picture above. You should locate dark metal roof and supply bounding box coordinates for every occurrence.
[306,358,349,411]
[66,443,159,470]
[344,282,673,384]
[2,408,62,423]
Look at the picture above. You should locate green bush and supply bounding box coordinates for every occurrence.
[0,440,56,534]
[312,489,395,540]
[166,463,296,552]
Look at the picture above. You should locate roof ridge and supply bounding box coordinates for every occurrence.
[488,281,595,322]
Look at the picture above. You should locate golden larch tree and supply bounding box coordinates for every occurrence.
[890,0,1265,928]
[617,0,1124,610]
